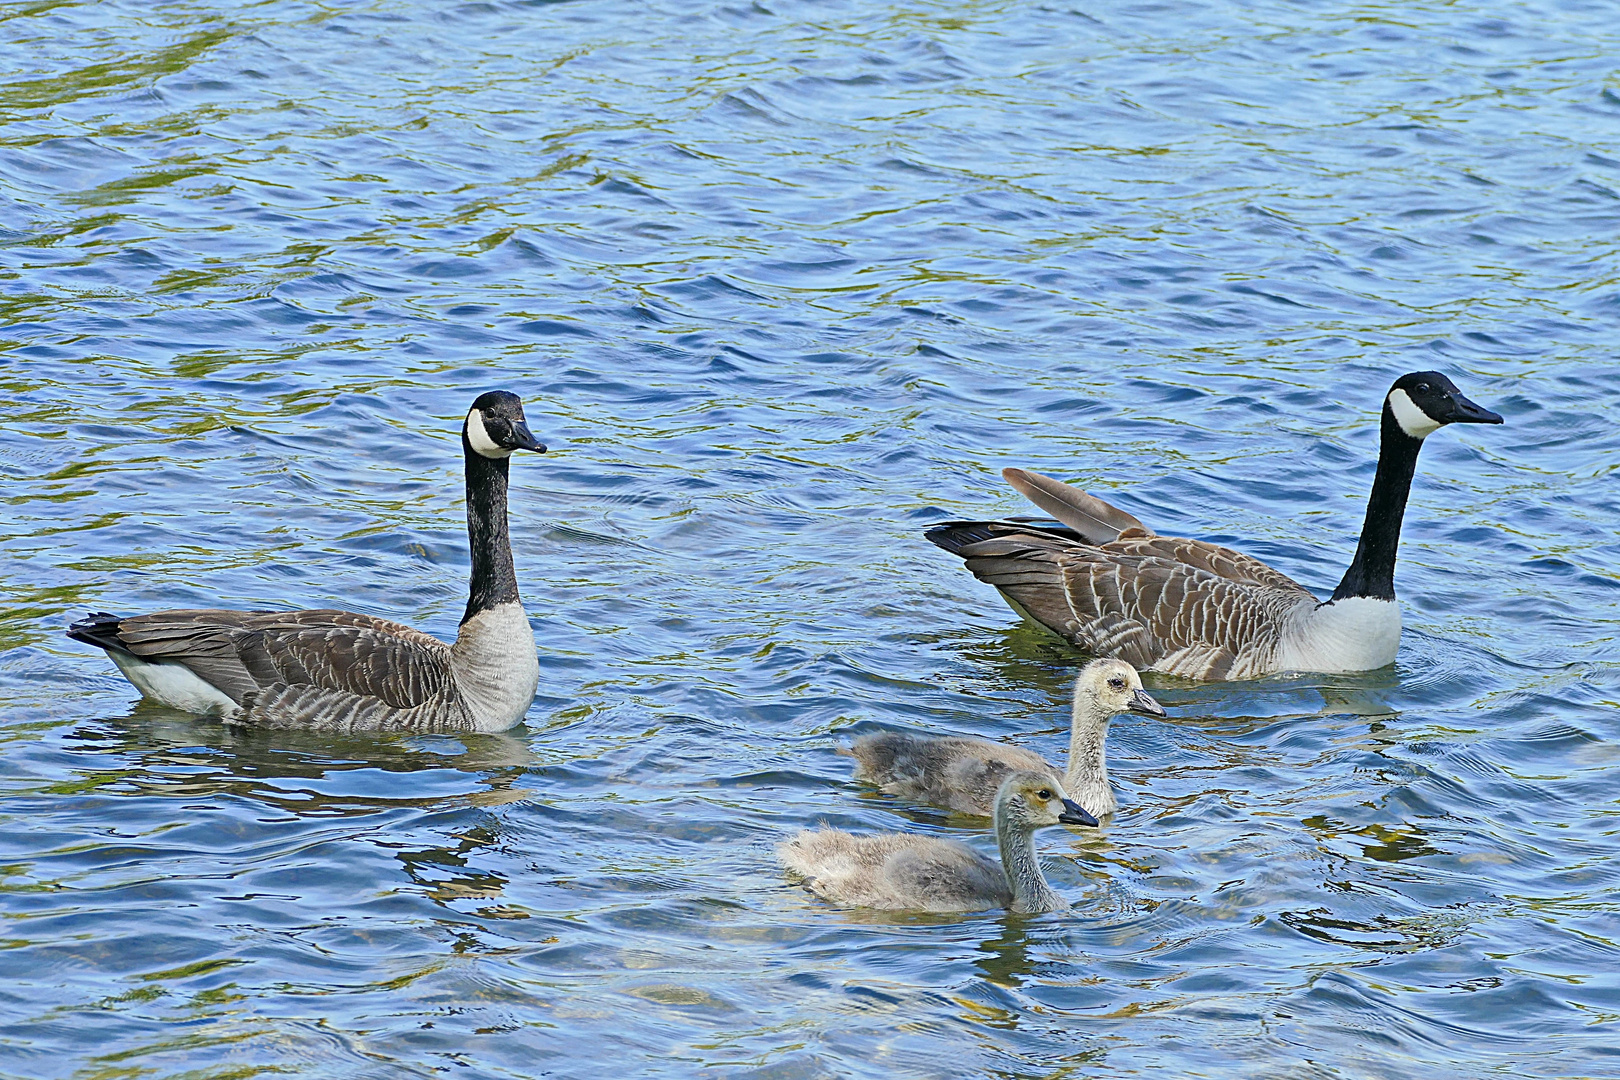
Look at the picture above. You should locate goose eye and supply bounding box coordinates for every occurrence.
[1036,789,1052,800]
[1416,382,1430,393]
[1108,677,1125,690]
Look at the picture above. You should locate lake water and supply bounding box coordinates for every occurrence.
[3,1,1619,1076]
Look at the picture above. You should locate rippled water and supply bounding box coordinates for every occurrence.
[3,0,1620,1075]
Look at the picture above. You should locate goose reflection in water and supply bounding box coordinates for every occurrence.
[62,704,539,817]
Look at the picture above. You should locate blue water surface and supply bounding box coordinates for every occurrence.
[2,1,1619,1076]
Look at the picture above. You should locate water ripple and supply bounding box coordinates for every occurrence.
[3,0,1620,1076]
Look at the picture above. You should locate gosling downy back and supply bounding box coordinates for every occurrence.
[779,770,1095,914]
[846,658,1164,819]
[926,372,1503,679]
[67,391,547,733]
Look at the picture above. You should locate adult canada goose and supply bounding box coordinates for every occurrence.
[779,770,1096,914]
[926,371,1502,680]
[67,391,546,733]
[847,658,1163,818]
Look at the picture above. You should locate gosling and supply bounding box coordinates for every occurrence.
[846,658,1165,819]
[780,771,1095,914]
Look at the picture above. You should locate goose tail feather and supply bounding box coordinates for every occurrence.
[1001,468,1152,543]
[66,612,131,654]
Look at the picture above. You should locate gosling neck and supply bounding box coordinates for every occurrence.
[1330,406,1423,603]
[996,817,1066,915]
[461,437,521,626]
[1063,699,1116,817]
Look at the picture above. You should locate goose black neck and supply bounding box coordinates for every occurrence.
[1330,407,1423,602]
[462,441,520,624]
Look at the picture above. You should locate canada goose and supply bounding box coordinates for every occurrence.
[847,658,1162,818]
[67,391,546,733]
[779,770,1096,914]
[925,371,1502,680]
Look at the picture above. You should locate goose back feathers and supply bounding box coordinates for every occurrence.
[68,391,546,733]
[926,372,1502,680]
[926,515,1326,679]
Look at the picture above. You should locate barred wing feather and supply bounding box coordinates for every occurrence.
[107,609,456,711]
[949,528,1317,679]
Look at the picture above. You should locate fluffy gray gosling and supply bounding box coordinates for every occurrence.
[847,658,1164,819]
[779,770,1096,914]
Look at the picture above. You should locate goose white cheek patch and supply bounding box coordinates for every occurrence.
[1387,388,1442,438]
[465,409,513,458]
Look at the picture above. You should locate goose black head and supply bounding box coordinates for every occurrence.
[464,391,546,459]
[1385,371,1503,440]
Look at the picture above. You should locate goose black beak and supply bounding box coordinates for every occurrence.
[1059,798,1099,827]
[509,420,547,453]
[1444,393,1503,425]
[1129,688,1167,717]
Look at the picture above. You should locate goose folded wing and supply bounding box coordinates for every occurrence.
[106,609,268,702]
[951,534,1151,664]
[934,515,1311,597]
[110,609,454,709]
[1062,552,1304,664]
[1102,534,1315,594]
[953,535,1305,673]
[239,623,455,710]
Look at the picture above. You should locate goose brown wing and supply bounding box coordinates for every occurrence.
[998,470,1310,593]
[106,609,454,709]
[941,527,1315,676]
[1102,534,1313,594]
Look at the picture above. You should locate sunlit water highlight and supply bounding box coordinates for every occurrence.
[2,1,1619,1076]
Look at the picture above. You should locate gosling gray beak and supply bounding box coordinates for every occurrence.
[1058,798,1098,827]
[1129,688,1167,717]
